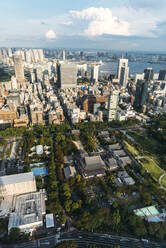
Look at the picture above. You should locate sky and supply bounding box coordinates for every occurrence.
[1,0,166,51]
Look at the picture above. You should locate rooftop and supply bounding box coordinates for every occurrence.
[134,206,160,217]
[64,166,76,179]
[0,172,34,186]
[84,156,105,171]
[8,191,45,232]
[108,143,121,151]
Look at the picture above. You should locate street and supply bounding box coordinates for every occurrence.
[13,231,163,248]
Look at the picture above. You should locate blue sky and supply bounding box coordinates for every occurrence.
[1,0,166,51]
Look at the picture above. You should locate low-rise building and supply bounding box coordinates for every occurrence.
[119,156,132,167]
[106,158,119,171]
[82,155,106,178]
[8,191,45,233]
[64,166,77,179]
[0,172,36,197]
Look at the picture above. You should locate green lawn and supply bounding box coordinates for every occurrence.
[161,175,166,188]
[124,140,164,182]
[128,132,159,155]
[141,157,164,180]
[124,141,138,157]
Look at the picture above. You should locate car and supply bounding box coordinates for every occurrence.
[120,238,129,242]
[141,238,149,243]
[40,240,50,245]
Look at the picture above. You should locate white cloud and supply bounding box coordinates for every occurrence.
[45,29,56,39]
[62,21,73,25]
[112,7,160,37]
[70,7,130,37]
[69,6,166,38]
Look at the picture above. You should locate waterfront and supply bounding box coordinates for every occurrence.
[99,61,166,76]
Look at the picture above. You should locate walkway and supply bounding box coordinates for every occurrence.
[159,173,166,191]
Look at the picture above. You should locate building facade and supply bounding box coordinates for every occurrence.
[107,90,119,121]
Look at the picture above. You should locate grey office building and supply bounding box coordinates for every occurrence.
[144,68,154,81]
[158,69,166,81]
[57,63,77,89]
[14,55,25,86]
[134,80,148,111]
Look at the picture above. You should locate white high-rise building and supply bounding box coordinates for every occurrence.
[25,50,32,64]
[11,76,17,90]
[8,48,13,58]
[91,65,99,82]
[62,50,66,61]
[38,49,44,62]
[107,90,119,121]
[117,58,129,88]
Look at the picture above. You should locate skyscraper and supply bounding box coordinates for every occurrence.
[117,58,129,88]
[57,63,77,89]
[14,55,25,87]
[158,69,166,81]
[62,50,66,61]
[134,80,149,112]
[8,48,13,58]
[107,90,119,121]
[91,65,99,82]
[144,68,154,81]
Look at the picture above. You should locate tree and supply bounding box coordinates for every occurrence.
[141,192,152,206]
[55,241,78,248]
[111,210,121,230]
[8,227,30,243]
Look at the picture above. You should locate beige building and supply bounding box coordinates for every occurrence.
[0,172,36,197]
[31,109,43,125]
[13,118,28,127]
[0,110,17,121]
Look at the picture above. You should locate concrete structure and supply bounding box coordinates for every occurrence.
[8,191,45,233]
[107,91,119,121]
[117,58,129,88]
[134,80,149,112]
[57,63,77,89]
[82,156,106,178]
[106,158,118,171]
[64,166,76,179]
[0,172,36,197]
[36,145,43,155]
[0,110,17,121]
[91,65,99,82]
[158,69,166,81]
[144,68,154,81]
[14,55,25,87]
[46,213,54,228]
[30,107,43,125]
[62,50,66,61]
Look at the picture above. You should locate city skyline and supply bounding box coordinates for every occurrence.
[1,0,166,51]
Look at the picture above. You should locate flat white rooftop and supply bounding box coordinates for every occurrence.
[0,172,34,186]
[8,191,45,232]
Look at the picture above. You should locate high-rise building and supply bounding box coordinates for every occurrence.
[144,68,154,81]
[134,80,149,112]
[91,65,99,82]
[117,58,129,88]
[14,55,25,87]
[107,90,119,121]
[25,50,32,64]
[38,49,44,62]
[57,63,77,88]
[158,69,166,81]
[8,48,13,58]
[62,50,66,61]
